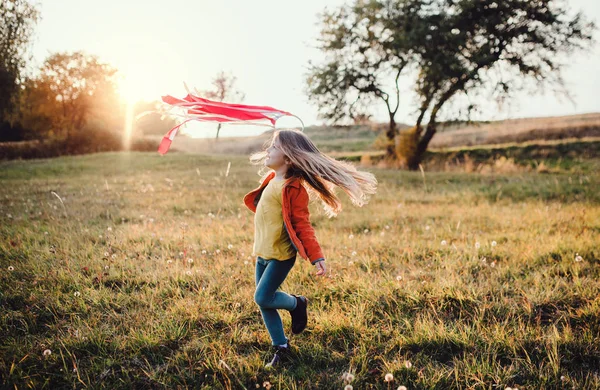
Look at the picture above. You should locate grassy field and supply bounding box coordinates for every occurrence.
[1,152,599,389]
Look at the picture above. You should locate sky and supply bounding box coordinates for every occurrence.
[31,0,600,138]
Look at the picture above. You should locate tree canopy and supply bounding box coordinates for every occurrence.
[307,0,595,169]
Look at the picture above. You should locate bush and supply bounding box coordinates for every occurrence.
[0,128,156,160]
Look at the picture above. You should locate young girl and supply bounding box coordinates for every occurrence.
[243,129,377,368]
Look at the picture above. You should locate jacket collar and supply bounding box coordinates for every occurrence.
[261,171,301,189]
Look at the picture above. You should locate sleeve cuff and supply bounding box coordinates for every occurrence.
[311,257,325,265]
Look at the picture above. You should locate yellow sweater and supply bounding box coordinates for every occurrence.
[253,179,297,260]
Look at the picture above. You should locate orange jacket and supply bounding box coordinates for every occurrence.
[243,171,325,264]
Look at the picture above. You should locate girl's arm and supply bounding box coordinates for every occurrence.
[289,186,325,264]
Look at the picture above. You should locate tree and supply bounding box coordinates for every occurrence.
[201,71,245,139]
[0,0,40,124]
[22,51,119,138]
[307,0,595,169]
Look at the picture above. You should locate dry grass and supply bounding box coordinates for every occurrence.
[430,113,600,149]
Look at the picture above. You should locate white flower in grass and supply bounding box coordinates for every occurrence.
[263,381,272,389]
[215,249,220,254]
[348,261,354,266]
[179,252,184,257]
[404,361,412,369]
[441,240,447,246]
[8,266,14,271]
[187,258,194,264]
[202,250,207,255]
[396,275,403,281]
[364,229,369,233]
[398,386,407,390]
[228,244,233,249]
[111,254,117,259]
[342,372,355,382]
[348,234,354,239]
[107,227,112,232]
[475,242,481,249]
[344,385,353,390]
[351,251,357,256]
[74,291,81,297]
[43,349,52,357]
[575,253,583,262]
[44,231,49,235]
[384,373,394,382]
[491,241,497,247]
[491,261,496,268]
[105,265,110,270]
[104,252,109,257]
[166,260,173,264]
[385,225,390,230]
[186,270,192,276]
[244,261,249,265]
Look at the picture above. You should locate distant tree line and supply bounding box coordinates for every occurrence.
[0,0,174,158]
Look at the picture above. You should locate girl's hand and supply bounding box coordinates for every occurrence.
[315,260,327,276]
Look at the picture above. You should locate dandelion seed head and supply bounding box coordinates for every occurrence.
[348,261,354,265]
[186,270,192,276]
[74,291,81,297]
[179,252,184,256]
[491,241,497,247]
[44,231,49,235]
[104,252,109,257]
[187,258,194,264]
[202,250,207,254]
[104,265,109,270]
[348,234,354,239]
[216,249,220,254]
[441,240,447,246]
[43,349,52,357]
[425,225,430,231]
[344,372,355,382]
[396,275,403,281]
[8,266,14,271]
[107,227,112,232]
[263,381,272,389]
[167,260,173,264]
[384,373,394,382]
[575,254,583,262]
[364,229,369,233]
[385,225,390,230]
[351,251,357,256]
[111,254,117,259]
[398,386,407,390]
[244,261,249,265]
[475,242,481,249]
[227,244,233,249]
[404,361,412,369]
[344,385,353,390]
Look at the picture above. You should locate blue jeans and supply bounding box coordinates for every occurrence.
[254,256,297,346]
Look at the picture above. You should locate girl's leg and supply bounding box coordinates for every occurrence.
[254,256,297,346]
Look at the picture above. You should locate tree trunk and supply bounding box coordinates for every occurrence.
[385,115,397,160]
[407,123,436,170]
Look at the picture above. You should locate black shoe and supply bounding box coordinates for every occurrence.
[265,344,291,368]
[289,295,308,334]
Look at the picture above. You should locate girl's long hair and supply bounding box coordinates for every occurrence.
[250,129,377,217]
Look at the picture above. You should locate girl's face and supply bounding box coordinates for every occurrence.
[265,138,289,170]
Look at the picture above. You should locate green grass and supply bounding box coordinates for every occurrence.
[1,152,599,389]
